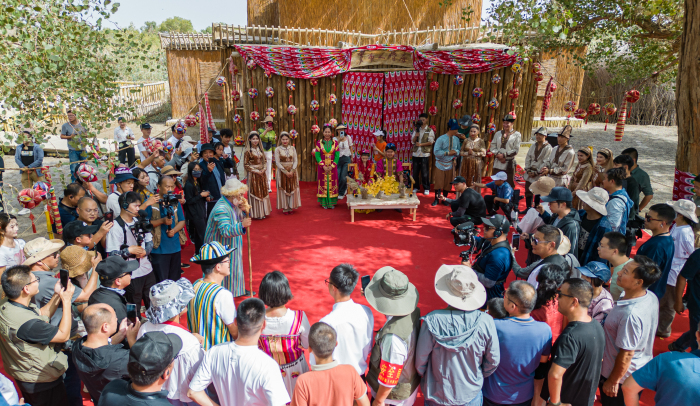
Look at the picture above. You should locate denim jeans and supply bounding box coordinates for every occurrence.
[425,392,483,406]
[337,155,352,196]
[68,150,84,182]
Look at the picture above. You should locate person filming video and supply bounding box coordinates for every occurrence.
[462,214,513,301]
[438,176,486,227]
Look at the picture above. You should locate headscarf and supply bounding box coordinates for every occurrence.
[577,147,595,167]
[597,148,614,171]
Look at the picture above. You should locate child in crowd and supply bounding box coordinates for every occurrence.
[487,297,508,319]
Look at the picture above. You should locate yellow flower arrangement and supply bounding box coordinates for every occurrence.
[366,175,400,198]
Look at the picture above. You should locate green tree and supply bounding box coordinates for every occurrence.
[487,0,698,174]
[141,21,158,33]
[158,16,194,33]
[201,26,212,34]
[0,0,155,165]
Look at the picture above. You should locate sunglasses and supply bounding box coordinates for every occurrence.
[645,214,663,223]
[531,237,552,246]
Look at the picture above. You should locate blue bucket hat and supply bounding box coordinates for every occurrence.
[109,167,137,184]
[576,261,612,282]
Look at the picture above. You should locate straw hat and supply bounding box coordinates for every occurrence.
[364,267,419,316]
[576,187,609,215]
[146,278,195,324]
[221,178,248,197]
[60,245,96,278]
[161,165,182,177]
[434,265,486,311]
[529,177,555,196]
[23,238,65,267]
[262,115,274,123]
[667,199,699,223]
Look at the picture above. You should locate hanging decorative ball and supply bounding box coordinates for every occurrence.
[574,108,588,120]
[532,63,542,74]
[77,163,97,183]
[508,111,517,120]
[175,120,187,133]
[429,125,437,134]
[310,78,318,86]
[286,80,296,91]
[164,142,174,153]
[231,90,241,101]
[454,76,464,86]
[289,129,299,139]
[488,122,497,134]
[488,98,499,109]
[32,181,49,200]
[250,111,260,121]
[311,124,320,134]
[472,113,481,124]
[248,88,259,99]
[329,94,338,105]
[234,134,245,146]
[185,115,197,127]
[534,71,544,82]
[452,99,463,109]
[587,103,601,116]
[511,63,522,74]
[266,107,276,118]
[233,114,242,124]
[329,118,338,128]
[430,81,439,91]
[264,70,272,78]
[246,59,257,70]
[215,76,226,87]
[265,87,274,98]
[194,112,201,123]
[18,188,43,209]
[625,89,641,103]
[509,88,520,99]
[564,101,577,112]
[549,82,558,92]
[287,105,297,115]
[310,100,320,111]
[143,138,163,155]
[604,102,617,116]
[428,105,438,116]
[472,88,484,98]
[491,74,502,84]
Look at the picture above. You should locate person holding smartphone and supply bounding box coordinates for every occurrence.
[258,115,277,193]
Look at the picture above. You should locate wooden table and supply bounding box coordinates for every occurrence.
[346,194,420,222]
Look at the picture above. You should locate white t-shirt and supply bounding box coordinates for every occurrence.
[138,321,205,402]
[214,288,236,325]
[333,136,354,158]
[137,137,149,161]
[106,192,121,217]
[105,217,153,278]
[189,342,290,406]
[114,127,135,144]
[368,317,418,405]
[0,240,26,269]
[312,299,374,375]
[669,224,695,286]
[262,309,310,349]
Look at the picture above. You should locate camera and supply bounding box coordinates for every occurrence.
[161,192,180,206]
[452,221,480,262]
[131,210,154,245]
[414,120,423,131]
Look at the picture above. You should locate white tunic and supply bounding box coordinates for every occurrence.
[490,131,521,170]
[523,142,553,183]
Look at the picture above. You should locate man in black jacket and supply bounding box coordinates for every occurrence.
[87,256,139,327]
[199,143,234,216]
[72,303,140,404]
[537,187,581,257]
[438,176,487,226]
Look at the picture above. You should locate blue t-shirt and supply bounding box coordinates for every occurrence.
[148,202,184,255]
[636,234,674,298]
[474,241,512,300]
[485,181,514,201]
[632,350,700,406]
[484,317,552,404]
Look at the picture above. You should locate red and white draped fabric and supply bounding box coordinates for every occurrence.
[203,92,217,133]
[198,103,208,144]
[342,72,384,162]
[673,168,696,201]
[383,71,426,163]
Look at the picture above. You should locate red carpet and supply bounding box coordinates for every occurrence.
[2,180,687,406]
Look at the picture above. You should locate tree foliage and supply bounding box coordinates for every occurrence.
[486,0,684,85]
[158,16,194,33]
[0,0,157,154]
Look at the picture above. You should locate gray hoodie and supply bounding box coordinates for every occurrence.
[415,308,499,405]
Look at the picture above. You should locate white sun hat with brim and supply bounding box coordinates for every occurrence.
[23,238,65,267]
[576,187,609,216]
[667,199,699,224]
[434,265,486,311]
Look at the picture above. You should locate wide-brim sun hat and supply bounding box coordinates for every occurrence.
[110,167,137,184]
[556,231,571,256]
[60,245,97,278]
[364,266,419,316]
[23,238,65,266]
[146,278,195,324]
[529,177,555,196]
[221,178,248,197]
[191,241,237,266]
[577,187,608,215]
[434,264,486,311]
[161,165,182,176]
[667,199,699,223]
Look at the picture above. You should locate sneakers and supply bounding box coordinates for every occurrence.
[338,194,345,200]
[424,189,429,195]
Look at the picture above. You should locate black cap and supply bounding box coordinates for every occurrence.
[200,143,216,153]
[140,123,152,130]
[129,332,182,375]
[96,256,139,281]
[503,113,516,122]
[451,176,467,184]
[458,114,472,127]
[481,214,511,234]
[63,221,100,243]
[207,127,215,133]
[540,186,573,203]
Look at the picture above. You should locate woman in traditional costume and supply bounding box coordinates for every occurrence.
[459,124,486,192]
[274,132,301,214]
[589,148,614,189]
[258,271,310,396]
[244,131,272,219]
[569,148,595,209]
[313,124,339,209]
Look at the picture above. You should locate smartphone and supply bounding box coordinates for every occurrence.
[126,304,138,324]
[511,233,520,251]
[59,269,69,289]
[104,210,114,222]
[361,275,371,292]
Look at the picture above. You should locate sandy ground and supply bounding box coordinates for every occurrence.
[2,122,678,241]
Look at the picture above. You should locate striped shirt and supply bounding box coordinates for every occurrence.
[187,279,236,350]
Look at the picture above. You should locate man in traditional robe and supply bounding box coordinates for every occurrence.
[490,113,521,188]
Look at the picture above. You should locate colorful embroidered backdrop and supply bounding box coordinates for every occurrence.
[342,72,384,161]
[673,168,697,201]
[383,71,426,163]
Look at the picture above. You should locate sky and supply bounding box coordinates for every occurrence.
[107,0,492,31]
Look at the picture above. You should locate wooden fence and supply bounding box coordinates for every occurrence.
[116,81,169,120]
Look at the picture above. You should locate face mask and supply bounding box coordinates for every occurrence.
[192,170,202,178]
